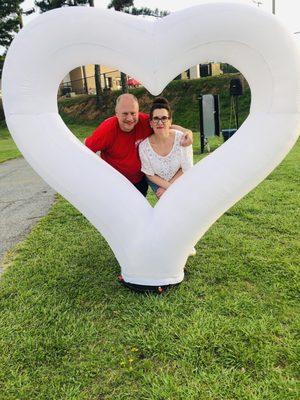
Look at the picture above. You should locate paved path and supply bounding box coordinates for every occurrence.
[0,158,56,275]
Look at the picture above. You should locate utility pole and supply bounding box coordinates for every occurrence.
[272,0,275,14]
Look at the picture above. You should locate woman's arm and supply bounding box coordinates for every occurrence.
[148,168,183,190]
[169,169,183,184]
[171,125,193,146]
[148,168,183,198]
[181,144,193,172]
[146,174,171,190]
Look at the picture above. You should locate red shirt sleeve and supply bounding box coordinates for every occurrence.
[85,117,116,152]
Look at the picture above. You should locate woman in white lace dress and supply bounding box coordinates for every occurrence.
[139,97,193,199]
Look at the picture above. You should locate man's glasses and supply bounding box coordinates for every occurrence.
[151,116,170,125]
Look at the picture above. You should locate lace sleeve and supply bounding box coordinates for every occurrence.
[139,141,154,176]
[181,144,193,172]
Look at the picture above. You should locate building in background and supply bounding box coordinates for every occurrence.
[176,63,223,80]
[59,65,121,96]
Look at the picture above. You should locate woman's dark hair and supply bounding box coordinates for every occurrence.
[149,97,172,120]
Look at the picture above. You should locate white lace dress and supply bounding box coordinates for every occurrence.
[139,130,193,181]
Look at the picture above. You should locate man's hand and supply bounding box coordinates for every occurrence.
[156,187,166,198]
[171,124,193,147]
[180,130,193,147]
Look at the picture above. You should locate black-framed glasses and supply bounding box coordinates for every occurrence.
[152,116,170,124]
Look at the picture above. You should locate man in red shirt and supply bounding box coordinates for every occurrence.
[85,94,192,196]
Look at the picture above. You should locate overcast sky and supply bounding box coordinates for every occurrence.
[20,0,300,33]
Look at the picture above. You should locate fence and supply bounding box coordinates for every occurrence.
[59,69,123,96]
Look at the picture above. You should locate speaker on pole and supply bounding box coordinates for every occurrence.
[230,78,243,96]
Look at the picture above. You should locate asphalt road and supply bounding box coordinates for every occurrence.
[0,158,56,275]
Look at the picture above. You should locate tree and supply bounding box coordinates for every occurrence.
[0,1,19,52]
[130,7,169,18]
[34,0,89,12]
[0,54,5,76]
[107,0,133,12]
[108,1,169,18]
[0,1,34,54]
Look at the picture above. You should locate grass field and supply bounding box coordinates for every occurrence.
[0,123,21,163]
[0,122,299,399]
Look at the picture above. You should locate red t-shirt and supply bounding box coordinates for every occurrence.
[85,113,152,183]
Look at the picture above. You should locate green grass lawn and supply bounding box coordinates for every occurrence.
[0,125,299,399]
[0,123,21,163]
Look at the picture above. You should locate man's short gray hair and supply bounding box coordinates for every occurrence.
[115,93,139,109]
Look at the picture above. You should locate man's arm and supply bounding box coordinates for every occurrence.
[171,124,193,146]
[84,118,113,152]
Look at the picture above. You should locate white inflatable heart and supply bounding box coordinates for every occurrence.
[2,3,300,286]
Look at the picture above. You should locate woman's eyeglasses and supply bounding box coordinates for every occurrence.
[152,116,170,124]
